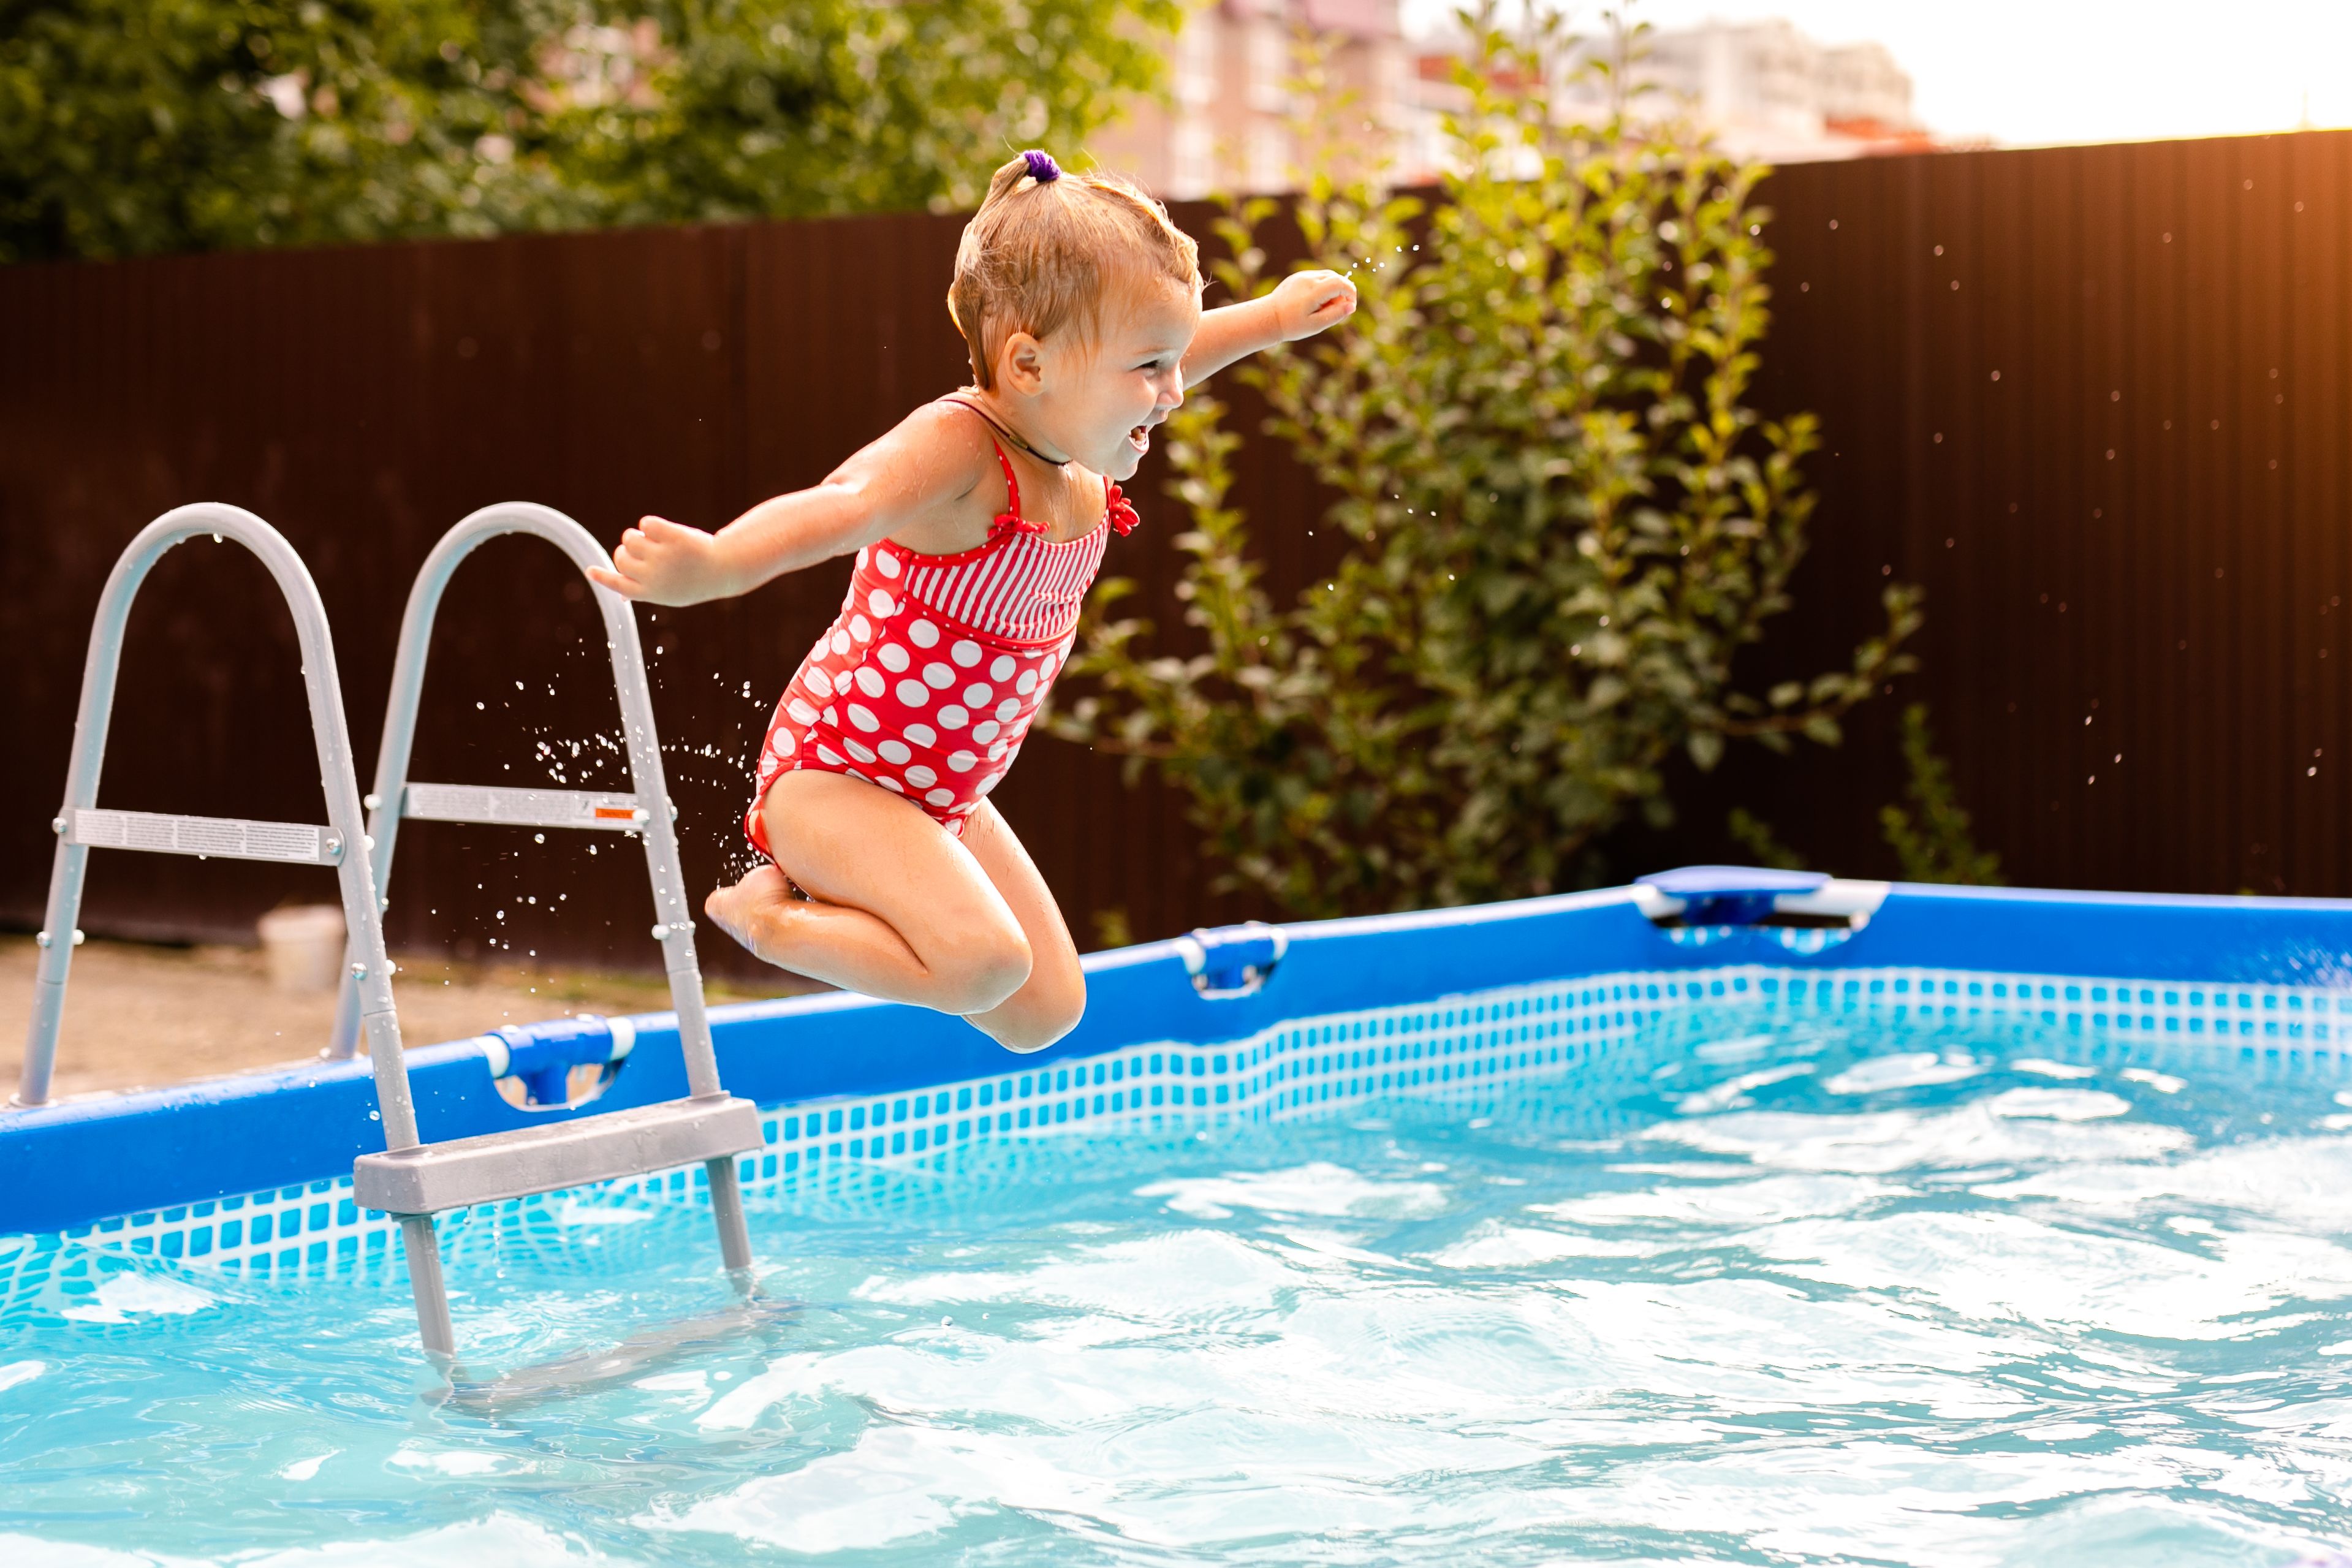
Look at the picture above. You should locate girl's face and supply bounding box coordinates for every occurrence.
[998,278,1199,480]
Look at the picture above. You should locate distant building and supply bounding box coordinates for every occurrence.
[1634,20,1932,161]
[1095,9,1934,202]
[1397,16,1938,181]
[1088,0,1408,199]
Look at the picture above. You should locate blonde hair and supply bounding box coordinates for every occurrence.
[947,151,1201,392]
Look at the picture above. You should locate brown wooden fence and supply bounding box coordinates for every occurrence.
[4,128,2350,979]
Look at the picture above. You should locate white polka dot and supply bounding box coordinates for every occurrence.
[851,615,873,642]
[855,667,886,698]
[937,705,969,730]
[771,726,799,753]
[988,740,1009,760]
[995,698,1019,721]
[875,550,901,579]
[759,756,778,780]
[896,679,930,707]
[847,703,881,732]
[971,720,1001,744]
[905,764,938,788]
[923,662,955,689]
[878,740,912,765]
[844,738,877,764]
[950,640,982,668]
[976,772,1003,794]
[822,705,837,727]
[1015,670,1038,695]
[831,630,852,656]
[806,667,834,699]
[905,722,937,748]
[786,697,819,727]
[947,750,977,773]
[876,774,905,792]
[855,547,870,569]
[878,643,911,673]
[816,743,845,766]
[990,654,1015,681]
[962,683,993,707]
[1039,654,1058,681]
[867,588,896,618]
[925,787,955,808]
[908,619,940,648]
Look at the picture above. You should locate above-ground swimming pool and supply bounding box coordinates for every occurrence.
[10,872,2352,1565]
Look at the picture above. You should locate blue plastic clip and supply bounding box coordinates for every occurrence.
[1174,922,1289,998]
[474,1014,636,1108]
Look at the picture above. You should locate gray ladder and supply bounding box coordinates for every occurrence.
[324,502,756,1359]
[15,504,432,1316]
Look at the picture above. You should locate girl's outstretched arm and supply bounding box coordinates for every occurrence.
[588,404,990,605]
[1182,268,1357,386]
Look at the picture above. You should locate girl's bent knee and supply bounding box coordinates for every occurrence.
[988,974,1086,1054]
[937,934,1032,1015]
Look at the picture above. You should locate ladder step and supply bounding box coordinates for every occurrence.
[352,1095,763,1216]
[402,782,647,831]
[65,808,342,866]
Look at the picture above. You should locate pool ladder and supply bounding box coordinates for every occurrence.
[18,504,758,1364]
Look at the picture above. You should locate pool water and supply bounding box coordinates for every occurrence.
[10,1004,2352,1565]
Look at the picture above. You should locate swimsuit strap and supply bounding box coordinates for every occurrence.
[936,396,1045,542]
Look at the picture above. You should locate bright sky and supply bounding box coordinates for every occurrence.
[1402,1,2352,147]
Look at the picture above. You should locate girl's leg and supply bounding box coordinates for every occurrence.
[704,773,1083,1050]
[705,770,1029,1015]
[947,802,1086,1052]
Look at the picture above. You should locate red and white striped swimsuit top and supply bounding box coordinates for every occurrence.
[745,397,1138,849]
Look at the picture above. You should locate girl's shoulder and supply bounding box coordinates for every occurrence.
[889,397,1000,488]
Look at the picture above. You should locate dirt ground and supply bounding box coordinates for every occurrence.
[0,934,822,1102]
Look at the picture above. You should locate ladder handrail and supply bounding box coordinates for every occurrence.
[17,506,417,1159]
[325,502,719,1100]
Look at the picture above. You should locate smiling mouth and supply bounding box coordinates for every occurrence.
[1128,423,1151,453]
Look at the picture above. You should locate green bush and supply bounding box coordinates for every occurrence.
[1880,703,2003,885]
[1049,6,1921,918]
[0,0,1177,262]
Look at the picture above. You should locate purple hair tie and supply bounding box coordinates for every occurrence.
[1022,150,1061,184]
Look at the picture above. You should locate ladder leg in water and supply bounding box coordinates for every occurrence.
[400,1215,455,1358]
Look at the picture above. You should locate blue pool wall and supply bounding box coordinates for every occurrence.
[10,879,2352,1237]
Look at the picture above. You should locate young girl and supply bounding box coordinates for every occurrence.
[589,150,1356,1052]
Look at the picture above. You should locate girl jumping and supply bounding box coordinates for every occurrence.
[589,150,1356,1052]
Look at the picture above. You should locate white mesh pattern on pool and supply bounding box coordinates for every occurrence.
[9,960,2351,1311]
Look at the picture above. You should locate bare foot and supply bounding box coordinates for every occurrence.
[705,866,797,964]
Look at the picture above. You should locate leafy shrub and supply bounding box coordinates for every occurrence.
[1050,7,1921,918]
[0,0,1175,262]
[1880,703,2003,885]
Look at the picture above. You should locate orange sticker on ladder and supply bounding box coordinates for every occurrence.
[593,806,636,820]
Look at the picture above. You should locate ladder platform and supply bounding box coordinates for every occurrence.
[353,1094,763,1216]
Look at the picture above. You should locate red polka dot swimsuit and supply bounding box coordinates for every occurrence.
[745,398,1139,854]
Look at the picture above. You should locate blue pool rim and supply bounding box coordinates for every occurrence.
[9,876,2352,1238]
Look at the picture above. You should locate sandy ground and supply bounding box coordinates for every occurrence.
[0,934,821,1102]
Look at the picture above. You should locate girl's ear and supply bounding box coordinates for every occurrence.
[998,330,1048,396]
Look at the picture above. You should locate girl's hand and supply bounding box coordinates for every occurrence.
[1270,269,1358,341]
[588,515,738,605]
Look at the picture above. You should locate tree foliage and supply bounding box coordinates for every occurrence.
[1048,6,1922,918]
[0,0,1177,263]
